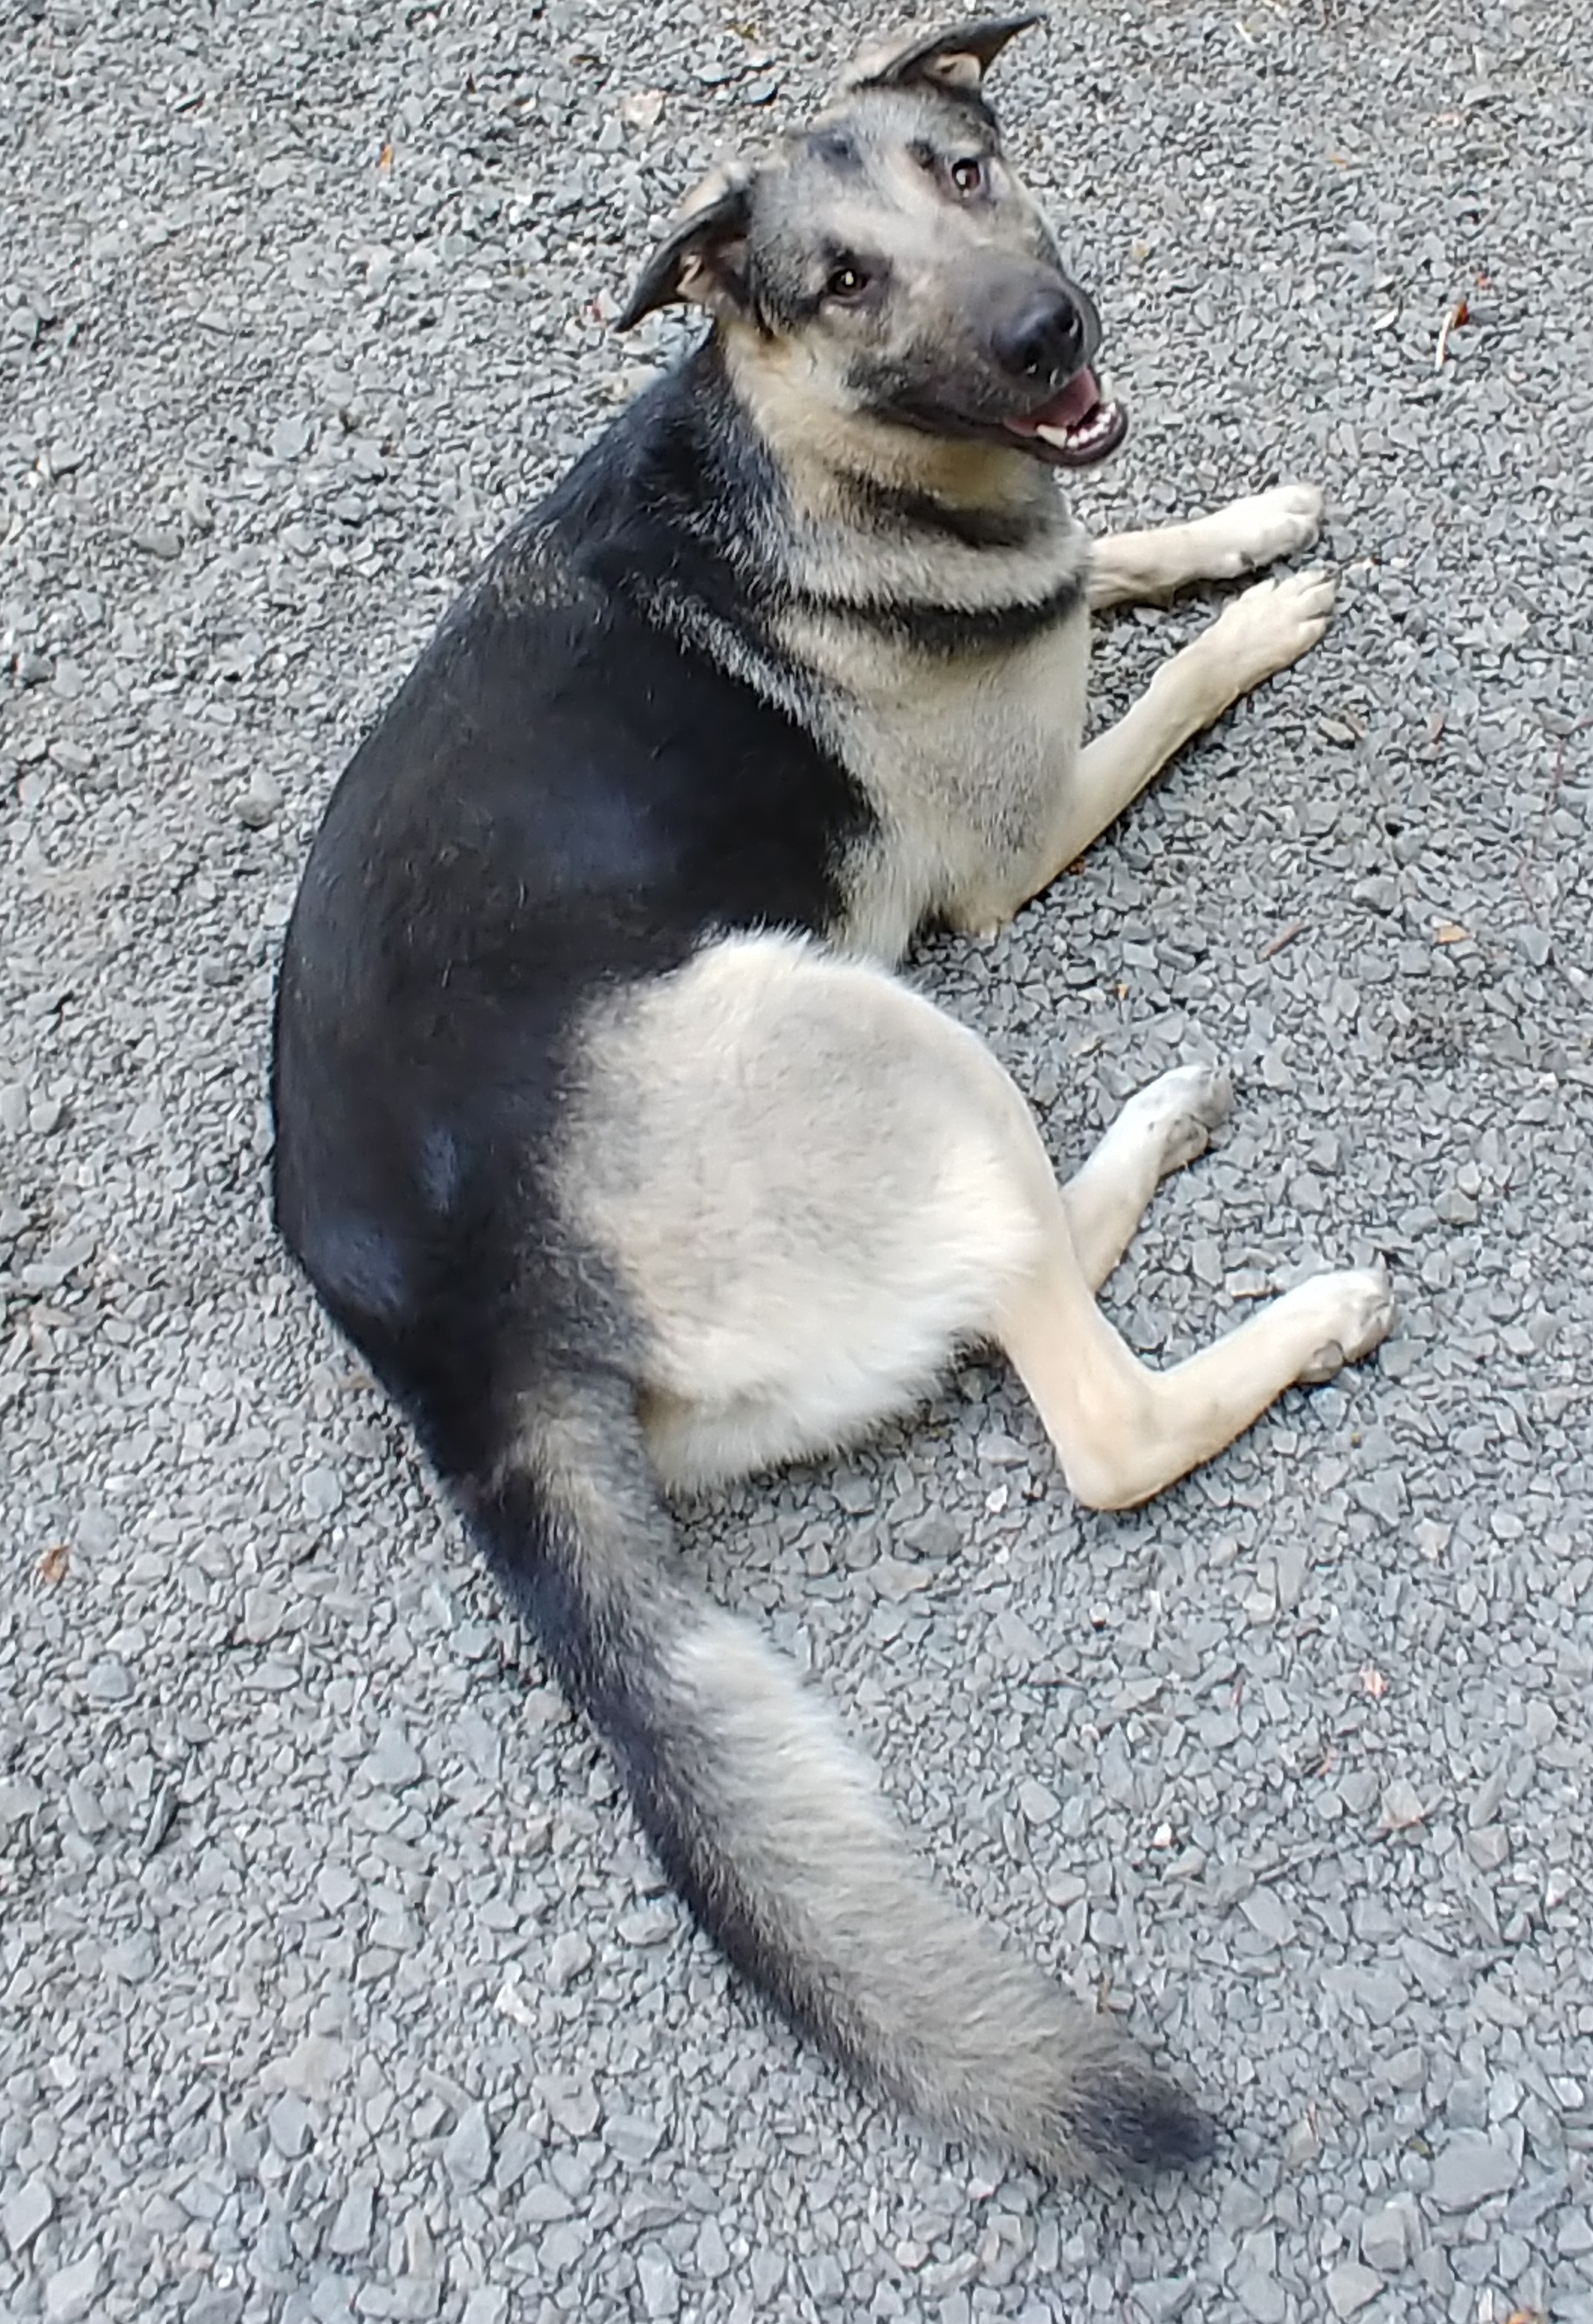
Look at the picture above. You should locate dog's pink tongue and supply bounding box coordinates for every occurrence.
[1008,366,1102,435]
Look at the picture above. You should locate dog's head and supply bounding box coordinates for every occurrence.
[618,16,1127,473]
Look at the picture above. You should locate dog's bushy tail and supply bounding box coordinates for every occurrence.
[468,1379,1213,2181]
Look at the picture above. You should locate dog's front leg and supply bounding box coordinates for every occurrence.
[1024,567,1337,897]
[1087,483,1324,610]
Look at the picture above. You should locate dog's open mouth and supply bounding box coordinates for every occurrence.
[1005,367,1128,468]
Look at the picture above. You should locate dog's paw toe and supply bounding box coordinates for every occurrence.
[1284,564,1339,621]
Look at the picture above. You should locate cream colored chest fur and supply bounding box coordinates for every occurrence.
[790,600,1093,963]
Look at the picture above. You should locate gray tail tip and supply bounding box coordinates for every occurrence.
[1075,2072,1220,2179]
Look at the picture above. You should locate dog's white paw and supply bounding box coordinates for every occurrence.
[1205,567,1337,691]
[1287,1266,1397,1385]
[1198,483,1324,579]
[1117,1062,1234,1179]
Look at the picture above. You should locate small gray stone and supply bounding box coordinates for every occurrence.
[1466,1827,1509,1871]
[635,2246,679,2319]
[1325,2261,1383,2316]
[750,2248,785,2301]
[186,2296,243,2324]
[85,1659,132,1702]
[695,2216,731,2278]
[1192,1235,1223,1286]
[542,2080,600,2140]
[1240,1886,1295,1946]
[1378,1779,1426,1830]
[547,1930,592,1989]
[302,1465,344,1517]
[316,1865,359,1913]
[615,1903,678,1947]
[444,2102,493,2189]
[1235,2268,1286,2323]
[3,2173,54,2253]
[328,2178,375,2255]
[1429,2132,1519,2212]
[519,2180,574,2223]
[1360,2204,1413,2272]
[236,776,283,829]
[461,2294,509,2324]
[271,414,314,461]
[604,2111,663,2163]
[0,1779,45,1825]
[1466,1763,1511,1830]
[403,2205,438,2277]
[268,2093,314,2159]
[1132,2280,1195,2322]
[364,1724,424,1788]
[242,1585,286,1642]
[45,2252,105,2323]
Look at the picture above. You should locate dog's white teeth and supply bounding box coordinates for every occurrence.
[1034,424,1073,450]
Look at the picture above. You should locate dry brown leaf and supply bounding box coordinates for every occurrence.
[1259,917,1307,961]
[1434,922,1470,945]
[38,1542,69,1585]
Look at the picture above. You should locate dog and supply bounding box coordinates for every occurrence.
[271,15,1394,2182]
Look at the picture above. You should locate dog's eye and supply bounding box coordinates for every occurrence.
[825,262,870,301]
[950,157,985,196]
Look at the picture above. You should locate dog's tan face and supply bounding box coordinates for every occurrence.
[619,18,1129,473]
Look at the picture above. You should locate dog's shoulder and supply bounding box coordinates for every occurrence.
[285,356,879,1025]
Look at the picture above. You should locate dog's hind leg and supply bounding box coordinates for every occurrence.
[999,1218,1393,1513]
[569,931,1391,1515]
[1086,484,1325,609]
[1030,564,1337,886]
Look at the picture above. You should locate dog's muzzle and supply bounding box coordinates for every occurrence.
[989,274,1129,469]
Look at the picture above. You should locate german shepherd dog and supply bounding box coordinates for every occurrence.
[272,16,1394,2179]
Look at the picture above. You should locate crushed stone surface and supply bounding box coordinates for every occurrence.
[3,3,1590,2319]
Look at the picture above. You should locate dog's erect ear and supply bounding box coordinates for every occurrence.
[836,15,1042,99]
[617,164,755,331]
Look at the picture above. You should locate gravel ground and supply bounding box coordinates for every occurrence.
[3,1,1590,2319]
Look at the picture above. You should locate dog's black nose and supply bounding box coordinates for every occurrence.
[993,290,1085,385]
